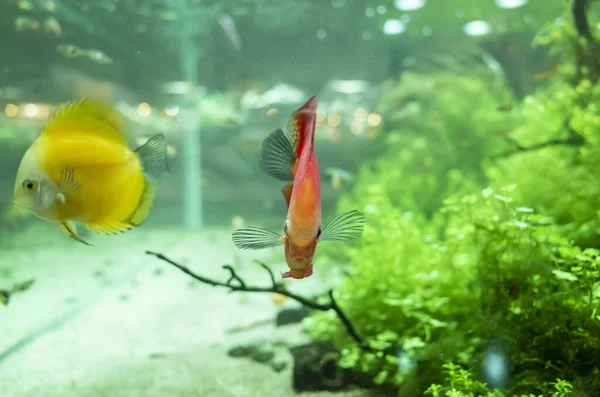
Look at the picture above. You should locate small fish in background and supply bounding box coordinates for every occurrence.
[86,49,113,65]
[14,16,41,32]
[56,45,113,65]
[218,13,241,51]
[324,167,354,190]
[0,278,35,306]
[496,104,513,112]
[507,42,517,51]
[494,129,513,137]
[56,44,86,58]
[534,63,560,81]
[42,17,61,36]
[12,98,169,245]
[232,96,366,280]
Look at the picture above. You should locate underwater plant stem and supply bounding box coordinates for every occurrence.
[572,0,600,81]
[145,251,369,349]
[573,0,593,41]
[495,127,585,159]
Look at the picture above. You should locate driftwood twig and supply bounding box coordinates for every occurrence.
[145,251,369,350]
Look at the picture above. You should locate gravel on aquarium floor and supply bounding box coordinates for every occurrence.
[0,224,363,397]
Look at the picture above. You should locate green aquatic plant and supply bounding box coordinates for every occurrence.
[306,4,600,396]
[370,66,518,221]
[306,186,600,395]
[487,14,600,247]
[425,362,574,397]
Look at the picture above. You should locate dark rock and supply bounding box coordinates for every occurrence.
[228,342,289,372]
[250,349,275,363]
[290,341,371,393]
[227,345,252,358]
[275,307,311,326]
[270,360,288,372]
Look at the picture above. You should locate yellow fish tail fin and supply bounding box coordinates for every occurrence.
[127,177,157,227]
[43,98,128,145]
[135,133,169,178]
[60,221,93,245]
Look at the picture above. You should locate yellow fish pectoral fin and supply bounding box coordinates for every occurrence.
[126,177,157,227]
[60,221,93,246]
[58,165,82,200]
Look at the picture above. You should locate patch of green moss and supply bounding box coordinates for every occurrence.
[425,362,574,397]
[305,7,600,397]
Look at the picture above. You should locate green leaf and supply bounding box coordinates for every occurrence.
[403,336,426,350]
[552,269,578,282]
[373,370,389,385]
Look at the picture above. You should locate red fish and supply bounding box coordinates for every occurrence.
[232,96,365,279]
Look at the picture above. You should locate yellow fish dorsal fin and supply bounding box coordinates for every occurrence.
[43,98,128,145]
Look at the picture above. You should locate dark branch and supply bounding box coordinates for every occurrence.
[573,0,593,41]
[571,0,600,82]
[145,251,370,350]
[493,124,586,159]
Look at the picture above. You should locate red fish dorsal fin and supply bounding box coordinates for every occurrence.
[289,95,317,160]
[258,96,318,182]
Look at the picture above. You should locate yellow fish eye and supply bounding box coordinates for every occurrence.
[22,178,38,192]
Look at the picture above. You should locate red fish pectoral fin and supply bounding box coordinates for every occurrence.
[319,210,365,244]
[281,271,292,279]
[282,183,293,208]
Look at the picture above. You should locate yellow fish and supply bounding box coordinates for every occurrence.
[12,98,168,245]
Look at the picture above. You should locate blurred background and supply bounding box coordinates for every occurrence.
[0,0,564,230]
[0,1,591,397]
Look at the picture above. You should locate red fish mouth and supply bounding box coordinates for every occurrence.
[291,256,311,266]
[282,264,314,279]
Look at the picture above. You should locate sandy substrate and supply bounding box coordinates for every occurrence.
[0,223,367,397]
